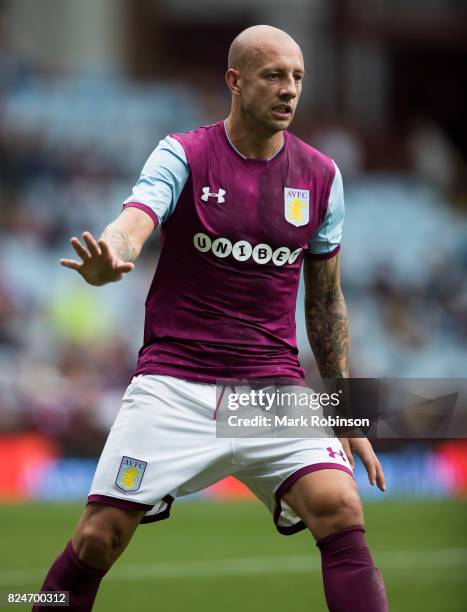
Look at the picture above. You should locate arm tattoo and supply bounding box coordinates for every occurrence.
[303,254,349,378]
[106,228,137,262]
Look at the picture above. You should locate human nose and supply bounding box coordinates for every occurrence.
[278,75,298,99]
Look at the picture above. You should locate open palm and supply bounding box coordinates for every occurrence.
[60,231,134,286]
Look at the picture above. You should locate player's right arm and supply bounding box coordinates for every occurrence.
[61,134,188,286]
[60,207,156,286]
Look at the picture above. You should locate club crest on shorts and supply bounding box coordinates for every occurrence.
[284,187,310,227]
[115,456,147,492]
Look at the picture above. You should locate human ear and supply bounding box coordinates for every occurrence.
[225,68,241,96]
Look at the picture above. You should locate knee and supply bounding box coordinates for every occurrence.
[310,488,363,534]
[72,503,145,570]
[74,522,122,570]
[333,489,363,528]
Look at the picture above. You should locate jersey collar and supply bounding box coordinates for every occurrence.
[223,119,285,162]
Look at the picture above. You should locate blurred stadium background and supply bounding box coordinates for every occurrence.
[0,0,466,610]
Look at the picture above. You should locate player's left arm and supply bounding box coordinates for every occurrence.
[305,160,385,490]
[303,252,385,491]
[303,252,349,379]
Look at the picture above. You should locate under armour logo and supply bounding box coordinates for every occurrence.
[201,187,226,203]
[327,447,347,461]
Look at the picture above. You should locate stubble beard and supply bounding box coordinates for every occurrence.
[242,100,293,136]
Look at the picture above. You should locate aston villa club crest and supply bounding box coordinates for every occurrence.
[115,456,147,492]
[284,187,310,227]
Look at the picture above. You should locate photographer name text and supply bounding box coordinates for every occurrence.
[227,415,369,428]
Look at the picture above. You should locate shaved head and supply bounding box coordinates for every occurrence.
[228,25,302,74]
[225,25,305,144]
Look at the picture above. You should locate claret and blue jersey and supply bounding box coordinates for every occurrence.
[123,120,345,383]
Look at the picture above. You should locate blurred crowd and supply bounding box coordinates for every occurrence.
[1,36,467,457]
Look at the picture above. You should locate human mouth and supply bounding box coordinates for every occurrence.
[271,104,292,120]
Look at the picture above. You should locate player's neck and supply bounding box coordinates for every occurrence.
[225,115,284,161]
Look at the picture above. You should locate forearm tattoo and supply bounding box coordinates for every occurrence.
[304,255,349,378]
[106,228,137,262]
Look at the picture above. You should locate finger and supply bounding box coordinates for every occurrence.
[70,237,91,260]
[98,239,112,259]
[347,447,355,470]
[374,458,386,492]
[115,262,134,273]
[359,450,377,486]
[340,438,355,469]
[60,258,82,271]
[82,232,101,257]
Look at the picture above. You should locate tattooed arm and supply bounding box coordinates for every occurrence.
[100,207,154,263]
[60,207,156,286]
[305,252,386,490]
[303,251,349,378]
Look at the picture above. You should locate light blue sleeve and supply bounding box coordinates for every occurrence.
[307,161,345,257]
[123,135,189,224]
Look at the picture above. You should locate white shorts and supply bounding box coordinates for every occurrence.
[88,375,353,535]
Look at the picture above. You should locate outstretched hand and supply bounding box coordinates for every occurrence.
[60,231,134,286]
[339,437,386,492]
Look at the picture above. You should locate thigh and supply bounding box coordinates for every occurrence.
[89,375,230,519]
[283,468,363,537]
[235,436,354,536]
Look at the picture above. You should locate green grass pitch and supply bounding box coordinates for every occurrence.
[1,499,466,611]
